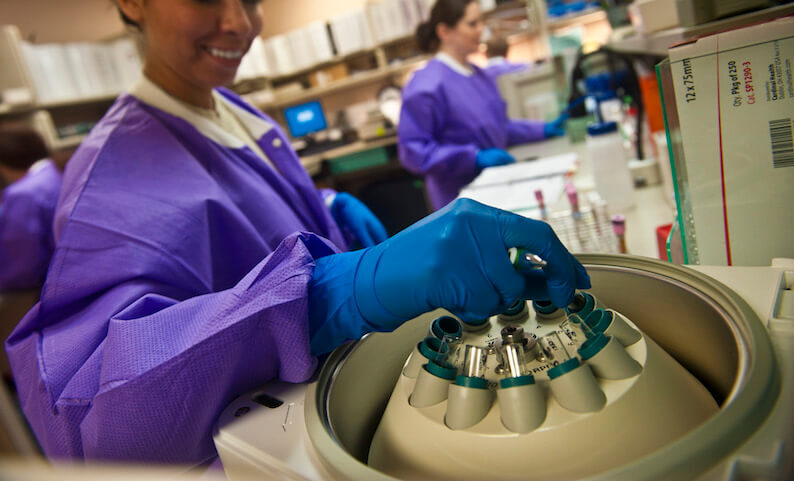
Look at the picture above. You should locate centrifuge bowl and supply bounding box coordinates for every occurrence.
[304,254,779,481]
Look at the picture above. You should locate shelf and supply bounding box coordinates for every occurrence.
[608,3,794,57]
[547,7,606,30]
[0,103,36,117]
[258,55,429,110]
[53,133,88,150]
[266,47,379,84]
[38,93,120,110]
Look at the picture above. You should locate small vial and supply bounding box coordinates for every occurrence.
[534,189,548,220]
[498,299,529,323]
[566,182,581,221]
[462,345,488,379]
[612,214,627,254]
[559,314,594,346]
[500,326,527,378]
[447,345,493,430]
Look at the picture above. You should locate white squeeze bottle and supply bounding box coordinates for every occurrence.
[586,121,635,213]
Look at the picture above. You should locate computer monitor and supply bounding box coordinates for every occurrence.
[283,100,327,138]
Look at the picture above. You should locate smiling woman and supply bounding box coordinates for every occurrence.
[5,0,587,470]
[116,0,264,108]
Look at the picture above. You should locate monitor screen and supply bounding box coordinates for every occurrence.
[283,100,327,138]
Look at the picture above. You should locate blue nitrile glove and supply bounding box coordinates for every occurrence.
[308,198,590,355]
[330,192,389,248]
[475,148,516,169]
[543,112,569,138]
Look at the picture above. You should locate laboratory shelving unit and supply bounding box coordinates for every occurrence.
[0,25,140,151]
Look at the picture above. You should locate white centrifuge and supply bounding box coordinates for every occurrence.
[213,255,793,481]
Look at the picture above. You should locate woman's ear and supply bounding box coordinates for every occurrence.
[116,0,144,25]
[436,22,452,45]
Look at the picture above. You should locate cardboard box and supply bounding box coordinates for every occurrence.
[666,16,793,265]
[308,63,350,88]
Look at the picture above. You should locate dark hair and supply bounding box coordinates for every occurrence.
[416,0,476,53]
[486,36,509,58]
[0,122,50,171]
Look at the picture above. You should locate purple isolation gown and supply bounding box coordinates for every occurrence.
[4,88,359,465]
[398,58,546,210]
[0,160,62,290]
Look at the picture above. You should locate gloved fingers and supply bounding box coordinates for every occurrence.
[555,111,570,125]
[497,211,580,307]
[465,211,528,307]
[354,224,377,247]
[571,254,591,289]
[367,216,389,244]
[519,269,551,300]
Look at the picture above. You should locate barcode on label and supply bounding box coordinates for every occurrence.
[768,118,794,168]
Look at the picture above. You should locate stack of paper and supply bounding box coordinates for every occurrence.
[460,153,578,212]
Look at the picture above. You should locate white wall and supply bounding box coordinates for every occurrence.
[1,0,368,43]
[0,0,124,43]
[260,0,370,37]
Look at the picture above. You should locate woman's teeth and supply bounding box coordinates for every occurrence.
[206,47,243,59]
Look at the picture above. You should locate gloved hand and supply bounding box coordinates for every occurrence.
[475,148,516,169]
[330,192,388,248]
[543,112,569,138]
[308,198,590,354]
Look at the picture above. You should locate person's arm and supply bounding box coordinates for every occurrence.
[6,232,355,464]
[0,188,51,290]
[320,189,388,248]
[505,119,547,146]
[310,198,590,340]
[397,91,479,178]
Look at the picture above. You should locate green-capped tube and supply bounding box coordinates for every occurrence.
[532,299,564,323]
[410,360,456,408]
[461,316,491,332]
[403,336,450,378]
[585,309,642,346]
[498,299,529,323]
[446,375,493,430]
[580,334,642,379]
[548,359,606,413]
[565,291,598,319]
[428,315,463,342]
[498,375,546,433]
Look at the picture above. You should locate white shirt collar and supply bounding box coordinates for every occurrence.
[435,52,474,77]
[130,76,273,148]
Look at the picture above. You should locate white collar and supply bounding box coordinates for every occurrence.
[130,76,273,148]
[435,52,473,77]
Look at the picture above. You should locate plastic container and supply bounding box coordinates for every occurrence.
[586,121,635,213]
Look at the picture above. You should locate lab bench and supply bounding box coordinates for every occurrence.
[301,134,674,260]
[508,136,675,260]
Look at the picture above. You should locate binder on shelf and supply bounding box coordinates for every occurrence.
[236,36,270,82]
[19,36,142,104]
[329,9,375,56]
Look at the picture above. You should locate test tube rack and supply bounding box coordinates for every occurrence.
[545,202,619,254]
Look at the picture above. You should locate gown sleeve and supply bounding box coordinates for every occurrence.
[5,231,354,464]
[397,91,480,178]
[505,119,547,146]
[0,184,53,290]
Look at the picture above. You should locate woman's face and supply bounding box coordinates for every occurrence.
[119,0,263,106]
[440,2,484,57]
